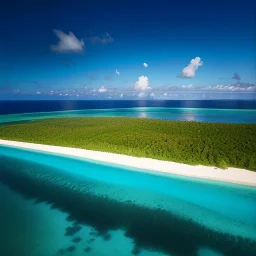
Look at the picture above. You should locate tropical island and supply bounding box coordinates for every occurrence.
[0,117,255,172]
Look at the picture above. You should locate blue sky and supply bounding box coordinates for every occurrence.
[0,0,255,99]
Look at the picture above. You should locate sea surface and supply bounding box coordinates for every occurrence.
[1,100,256,115]
[1,100,256,124]
[0,145,256,256]
[0,100,256,256]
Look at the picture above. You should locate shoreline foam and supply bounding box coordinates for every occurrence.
[0,139,256,187]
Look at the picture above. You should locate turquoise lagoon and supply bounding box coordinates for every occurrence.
[1,107,256,124]
[0,145,256,256]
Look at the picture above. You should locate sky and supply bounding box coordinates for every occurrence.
[0,0,255,99]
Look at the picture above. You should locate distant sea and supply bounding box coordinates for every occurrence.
[1,100,256,115]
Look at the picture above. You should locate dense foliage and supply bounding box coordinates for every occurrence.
[0,117,255,171]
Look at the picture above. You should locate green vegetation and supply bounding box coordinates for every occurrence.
[0,117,255,171]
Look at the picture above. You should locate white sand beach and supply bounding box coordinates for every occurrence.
[0,139,256,186]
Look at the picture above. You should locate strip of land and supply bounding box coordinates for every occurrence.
[0,118,255,171]
[1,139,256,186]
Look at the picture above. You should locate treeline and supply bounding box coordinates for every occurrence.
[0,117,255,171]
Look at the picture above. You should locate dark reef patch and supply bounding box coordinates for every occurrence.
[131,245,141,255]
[87,238,96,244]
[58,248,65,254]
[84,246,92,253]
[66,245,76,252]
[72,237,82,243]
[65,225,82,236]
[103,232,112,241]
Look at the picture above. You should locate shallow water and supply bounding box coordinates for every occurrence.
[0,107,256,124]
[0,145,256,256]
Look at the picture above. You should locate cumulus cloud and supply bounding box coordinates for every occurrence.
[182,84,193,89]
[138,92,146,98]
[116,69,120,75]
[51,30,84,53]
[232,72,241,81]
[202,83,256,92]
[90,32,113,44]
[134,76,151,91]
[98,86,107,93]
[120,94,123,98]
[180,57,203,78]
[143,62,148,68]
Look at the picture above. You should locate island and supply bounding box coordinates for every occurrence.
[0,117,256,185]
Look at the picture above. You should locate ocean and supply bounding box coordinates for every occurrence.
[1,100,256,124]
[1,145,256,256]
[1,100,256,115]
[0,100,256,256]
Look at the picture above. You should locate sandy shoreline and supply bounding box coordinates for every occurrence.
[0,139,256,186]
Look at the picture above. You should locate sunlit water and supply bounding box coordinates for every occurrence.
[0,145,256,256]
[0,107,256,124]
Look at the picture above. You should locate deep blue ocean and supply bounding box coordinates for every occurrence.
[1,100,256,115]
[1,100,256,124]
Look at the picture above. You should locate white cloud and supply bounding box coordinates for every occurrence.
[98,86,107,93]
[164,93,168,96]
[138,92,146,98]
[51,30,84,53]
[180,57,203,78]
[201,83,256,92]
[143,62,148,68]
[116,69,120,75]
[120,93,123,98]
[182,84,193,89]
[134,76,151,91]
[36,91,41,95]
[102,33,113,44]
[90,32,113,44]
